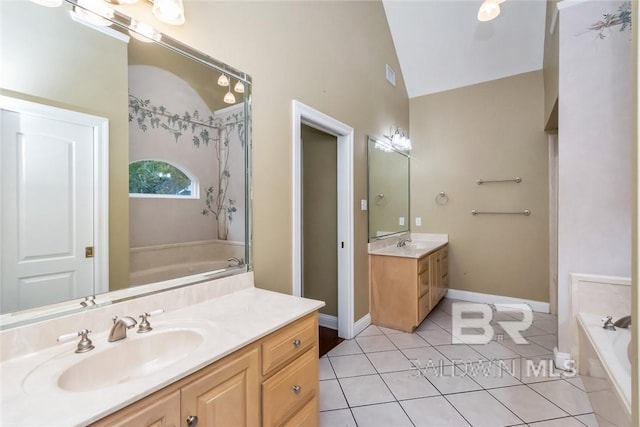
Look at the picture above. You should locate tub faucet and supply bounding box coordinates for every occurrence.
[397,238,412,248]
[602,316,616,331]
[227,257,244,267]
[108,316,138,342]
[613,315,631,329]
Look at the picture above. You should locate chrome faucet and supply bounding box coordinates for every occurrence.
[108,316,138,342]
[613,315,631,329]
[602,316,616,331]
[397,238,412,248]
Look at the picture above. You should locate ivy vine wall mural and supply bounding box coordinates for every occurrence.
[128,65,245,259]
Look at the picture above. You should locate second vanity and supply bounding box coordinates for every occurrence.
[369,234,448,332]
[0,272,324,426]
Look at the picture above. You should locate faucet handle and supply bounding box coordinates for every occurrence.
[601,316,616,330]
[138,309,165,333]
[57,329,95,353]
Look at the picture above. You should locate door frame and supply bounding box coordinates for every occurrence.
[0,96,109,295]
[292,100,354,339]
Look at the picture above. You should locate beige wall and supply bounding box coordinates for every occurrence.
[1,0,130,290]
[410,71,549,303]
[302,125,337,317]
[543,0,560,130]
[118,0,410,321]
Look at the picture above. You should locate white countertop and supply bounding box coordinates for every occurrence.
[368,233,448,259]
[0,287,324,427]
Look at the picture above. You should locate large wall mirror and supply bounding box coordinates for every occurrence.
[0,0,251,327]
[367,136,410,241]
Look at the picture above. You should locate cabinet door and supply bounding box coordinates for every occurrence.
[91,390,180,427]
[181,347,260,427]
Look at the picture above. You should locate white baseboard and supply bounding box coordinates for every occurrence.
[445,289,550,313]
[353,313,371,337]
[319,313,338,330]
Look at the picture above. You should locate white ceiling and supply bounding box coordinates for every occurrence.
[382,0,547,98]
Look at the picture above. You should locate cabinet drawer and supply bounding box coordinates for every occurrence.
[418,293,431,322]
[263,348,318,427]
[282,395,318,427]
[418,256,430,274]
[418,271,429,297]
[262,314,317,376]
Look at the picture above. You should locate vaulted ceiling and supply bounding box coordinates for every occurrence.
[382,0,548,98]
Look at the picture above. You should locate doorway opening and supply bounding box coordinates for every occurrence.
[292,101,354,340]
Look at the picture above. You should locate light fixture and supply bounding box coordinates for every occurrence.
[217,73,230,87]
[73,0,115,27]
[104,0,186,26]
[384,126,412,151]
[234,80,245,93]
[478,0,505,22]
[29,0,62,7]
[152,0,185,25]
[129,19,161,42]
[224,86,236,104]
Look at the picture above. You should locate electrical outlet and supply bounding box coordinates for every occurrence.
[399,217,405,226]
[360,200,368,211]
[416,217,422,226]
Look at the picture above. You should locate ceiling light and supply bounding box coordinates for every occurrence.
[224,86,236,104]
[217,73,230,87]
[234,80,245,93]
[152,0,185,25]
[478,0,501,22]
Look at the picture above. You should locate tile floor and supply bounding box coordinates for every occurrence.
[319,298,597,427]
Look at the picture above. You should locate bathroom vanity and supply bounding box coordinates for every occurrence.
[0,273,324,426]
[92,312,318,427]
[369,235,448,332]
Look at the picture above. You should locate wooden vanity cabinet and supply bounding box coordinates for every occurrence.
[370,245,448,332]
[91,313,318,427]
[92,388,181,427]
[181,346,260,427]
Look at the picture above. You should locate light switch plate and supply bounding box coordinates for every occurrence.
[416,217,422,226]
[360,200,367,211]
[399,217,405,226]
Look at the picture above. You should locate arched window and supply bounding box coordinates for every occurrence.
[129,160,198,199]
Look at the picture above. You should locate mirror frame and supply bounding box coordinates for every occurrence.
[366,135,410,242]
[0,0,252,329]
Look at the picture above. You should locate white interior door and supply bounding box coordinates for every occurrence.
[1,108,95,312]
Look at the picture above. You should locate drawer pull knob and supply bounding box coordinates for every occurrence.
[186,415,198,427]
[293,385,302,394]
[292,339,301,347]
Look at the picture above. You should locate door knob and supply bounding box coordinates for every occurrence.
[186,415,198,427]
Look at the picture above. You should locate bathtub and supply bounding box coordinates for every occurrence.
[129,260,232,286]
[577,313,631,426]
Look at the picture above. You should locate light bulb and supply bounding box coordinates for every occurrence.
[234,80,245,93]
[224,88,236,104]
[29,0,63,7]
[152,0,185,25]
[129,20,161,43]
[217,74,229,87]
[478,0,500,22]
[73,0,114,27]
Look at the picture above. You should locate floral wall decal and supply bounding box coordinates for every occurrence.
[129,93,245,240]
[586,1,631,39]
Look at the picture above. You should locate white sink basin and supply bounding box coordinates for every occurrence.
[22,324,209,394]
